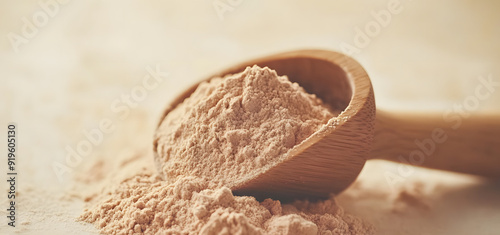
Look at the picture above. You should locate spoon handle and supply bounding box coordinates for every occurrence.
[370,110,500,177]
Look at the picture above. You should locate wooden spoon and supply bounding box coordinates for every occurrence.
[154,49,500,201]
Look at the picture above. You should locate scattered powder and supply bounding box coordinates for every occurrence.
[391,182,431,213]
[154,65,335,186]
[79,174,374,234]
[79,66,374,234]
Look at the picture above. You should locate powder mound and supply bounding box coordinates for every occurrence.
[155,65,335,186]
[79,66,374,234]
[79,174,374,234]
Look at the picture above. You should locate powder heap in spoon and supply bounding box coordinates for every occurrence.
[154,65,336,187]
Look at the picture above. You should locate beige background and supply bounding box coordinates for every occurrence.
[1,0,500,234]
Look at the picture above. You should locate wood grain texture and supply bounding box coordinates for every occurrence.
[372,110,500,177]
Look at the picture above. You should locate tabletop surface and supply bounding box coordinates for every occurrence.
[1,0,500,234]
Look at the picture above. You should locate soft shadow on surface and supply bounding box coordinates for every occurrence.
[428,179,500,234]
[336,164,500,235]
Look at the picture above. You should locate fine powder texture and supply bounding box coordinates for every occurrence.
[154,65,335,186]
[79,66,374,234]
[79,174,374,234]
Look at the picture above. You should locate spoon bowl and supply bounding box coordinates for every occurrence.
[155,50,375,200]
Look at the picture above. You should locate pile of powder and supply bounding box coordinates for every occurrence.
[154,65,336,186]
[79,173,374,234]
[79,66,374,234]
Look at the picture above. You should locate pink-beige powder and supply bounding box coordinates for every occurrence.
[79,174,373,234]
[79,66,374,234]
[154,65,336,186]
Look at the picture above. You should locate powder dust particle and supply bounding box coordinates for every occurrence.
[391,182,431,213]
[154,65,335,187]
[79,66,374,234]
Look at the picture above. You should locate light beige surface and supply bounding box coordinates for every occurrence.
[1,0,500,234]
